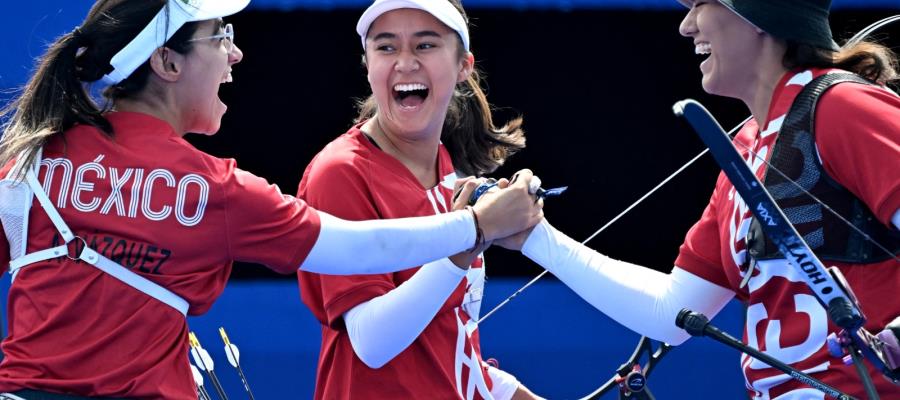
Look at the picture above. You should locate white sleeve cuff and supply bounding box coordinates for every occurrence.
[343,257,466,368]
[486,365,520,400]
[522,219,735,345]
[299,210,475,274]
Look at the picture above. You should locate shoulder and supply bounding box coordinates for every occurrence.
[817,79,900,119]
[815,80,900,144]
[304,128,374,186]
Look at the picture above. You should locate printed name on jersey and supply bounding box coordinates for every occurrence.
[49,232,172,274]
[40,155,209,227]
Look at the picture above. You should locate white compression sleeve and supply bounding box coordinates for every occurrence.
[343,258,466,368]
[486,365,520,400]
[299,211,475,274]
[521,219,735,345]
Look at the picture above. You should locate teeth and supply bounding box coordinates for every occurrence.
[394,83,428,92]
[695,43,712,55]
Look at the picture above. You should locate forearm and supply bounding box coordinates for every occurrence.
[343,258,466,368]
[522,219,735,345]
[487,365,522,400]
[299,211,475,274]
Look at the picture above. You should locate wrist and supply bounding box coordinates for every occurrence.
[466,206,486,252]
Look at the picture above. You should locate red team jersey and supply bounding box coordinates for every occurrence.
[676,69,900,399]
[298,125,494,399]
[0,112,321,399]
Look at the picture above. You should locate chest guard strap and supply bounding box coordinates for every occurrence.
[747,72,900,264]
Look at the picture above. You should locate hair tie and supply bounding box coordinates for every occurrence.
[71,26,87,46]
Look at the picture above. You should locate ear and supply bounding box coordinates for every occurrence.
[457,52,475,83]
[148,47,184,83]
[362,54,373,85]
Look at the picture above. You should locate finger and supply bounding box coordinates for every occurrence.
[452,176,475,202]
[453,180,481,209]
[529,176,542,195]
[510,169,533,188]
[509,169,533,186]
[495,178,510,189]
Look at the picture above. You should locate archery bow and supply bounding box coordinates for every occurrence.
[675,98,898,396]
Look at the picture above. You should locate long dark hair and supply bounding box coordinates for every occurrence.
[783,40,899,85]
[0,0,200,176]
[355,0,526,177]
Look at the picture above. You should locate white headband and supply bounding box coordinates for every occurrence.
[100,0,250,86]
[356,0,470,52]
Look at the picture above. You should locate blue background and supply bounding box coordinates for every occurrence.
[185,279,747,399]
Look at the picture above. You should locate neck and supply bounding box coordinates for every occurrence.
[114,89,186,136]
[740,41,790,130]
[363,117,441,188]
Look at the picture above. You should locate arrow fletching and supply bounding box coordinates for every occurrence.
[225,343,240,368]
[190,364,204,386]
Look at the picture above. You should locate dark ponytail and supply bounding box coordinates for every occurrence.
[440,70,525,177]
[355,0,525,177]
[783,40,899,85]
[0,0,200,176]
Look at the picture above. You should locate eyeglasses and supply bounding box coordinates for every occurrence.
[188,23,234,53]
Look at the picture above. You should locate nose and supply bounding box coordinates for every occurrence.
[679,7,698,38]
[229,43,243,65]
[394,50,419,73]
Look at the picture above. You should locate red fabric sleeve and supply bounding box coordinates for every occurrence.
[816,84,900,227]
[219,160,321,274]
[674,184,732,290]
[297,151,396,329]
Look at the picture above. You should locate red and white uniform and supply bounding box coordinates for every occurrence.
[676,69,900,399]
[0,112,321,399]
[298,125,493,399]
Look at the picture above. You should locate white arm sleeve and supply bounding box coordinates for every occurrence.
[343,257,466,368]
[299,211,475,274]
[892,208,900,230]
[521,219,735,345]
[486,365,520,400]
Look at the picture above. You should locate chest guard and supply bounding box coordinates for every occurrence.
[747,72,900,264]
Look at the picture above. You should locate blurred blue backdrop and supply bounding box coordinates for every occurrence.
[185,279,748,399]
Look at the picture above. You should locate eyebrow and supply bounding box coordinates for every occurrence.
[370,30,444,41]
[212,18,225,34]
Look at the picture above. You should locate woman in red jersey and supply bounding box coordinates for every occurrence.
[0,0,543,398]
[499,1,900,399]
[297,0,544,398]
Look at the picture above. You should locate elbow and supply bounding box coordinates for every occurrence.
[650,328,691,346]
[353,348,391,369]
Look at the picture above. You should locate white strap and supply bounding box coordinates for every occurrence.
[25,168,74,243]
[8,244,188,316]
[10,153,189,316]
[9,245,67,273]
[82,247,189,315]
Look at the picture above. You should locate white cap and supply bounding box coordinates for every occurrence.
[100,0,250,86]
[356,0,470,52]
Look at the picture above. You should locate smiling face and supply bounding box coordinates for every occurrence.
[176,19,243,135]
[679,0,766,99]
[363,8,473,142]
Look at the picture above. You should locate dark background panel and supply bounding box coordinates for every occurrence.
[2,5,898,279]
[197,8,899,278]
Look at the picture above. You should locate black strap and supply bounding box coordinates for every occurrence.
[747,72,900,264]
